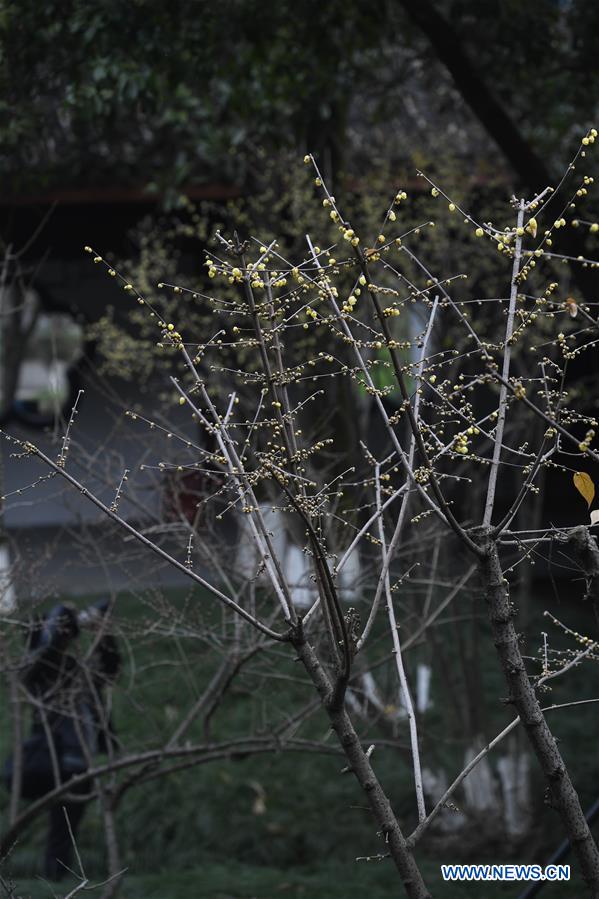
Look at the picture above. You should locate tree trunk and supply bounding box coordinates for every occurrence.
[293,634,431,899]
[478,532,599,895]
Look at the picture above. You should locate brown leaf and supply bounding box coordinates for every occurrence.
[565,296,578,318]
[573,471,595,508]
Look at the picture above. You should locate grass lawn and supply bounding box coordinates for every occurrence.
[6,857,576,899]
[2,584,599,898]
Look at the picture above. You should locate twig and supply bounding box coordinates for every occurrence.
[483,199,525,527]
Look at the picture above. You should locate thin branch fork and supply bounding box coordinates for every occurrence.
[304,234,448,533]
[408,634,599,849]
[483,199,525,527]
[0,736,341,859]
[357,299,439,652]
[1,435,287,642]
[486,370,599,469]
[374,462,426,824]
[169,371,296,623]
[354,247,481,557]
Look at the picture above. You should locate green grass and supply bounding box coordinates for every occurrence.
[2,581,599,898]
[8,857,589,898]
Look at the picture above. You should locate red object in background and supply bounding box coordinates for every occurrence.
[162,469,223,525]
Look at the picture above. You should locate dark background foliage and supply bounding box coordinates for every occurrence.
[2,2,599,895]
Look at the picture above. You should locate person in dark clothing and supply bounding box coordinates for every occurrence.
[17,599,120,881]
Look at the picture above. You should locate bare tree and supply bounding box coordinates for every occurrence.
[3,129,599,897]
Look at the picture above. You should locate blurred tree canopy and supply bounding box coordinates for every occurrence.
[0,0,380,196]
[1,0,598,200]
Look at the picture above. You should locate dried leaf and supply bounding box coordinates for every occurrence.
[574,471,595,508]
